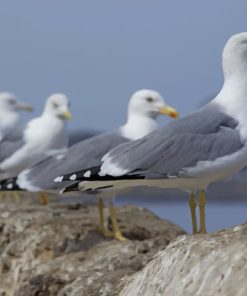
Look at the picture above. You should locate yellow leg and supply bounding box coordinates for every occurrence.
[189,192,197,235]
[199,190,207,234]
[39,192,49,206]
[97,198,113,237]
[109,201,127,241]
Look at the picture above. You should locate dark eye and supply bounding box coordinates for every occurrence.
[8,99,16,105]
[241,39,247,44]
[53,102,59,108]
[146,97,154,103]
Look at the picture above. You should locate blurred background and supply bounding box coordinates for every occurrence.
[1,0,247,232]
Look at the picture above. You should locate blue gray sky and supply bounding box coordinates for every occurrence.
[0,1,246,131]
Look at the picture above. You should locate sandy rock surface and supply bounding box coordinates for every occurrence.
[120,222,247,296]
[0,200,185,296]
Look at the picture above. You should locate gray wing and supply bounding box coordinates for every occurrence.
[102,104,243,178]
[0,139,25,163]
[18,130,128,190]
[0,125,25,163]
[1,123,26,142]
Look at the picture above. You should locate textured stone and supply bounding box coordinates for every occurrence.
[0,201,184,296]
[120,223,247,296]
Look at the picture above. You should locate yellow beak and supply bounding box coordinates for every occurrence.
[159,106,179,118]
[17,103,33,112]
[62,111,72,120]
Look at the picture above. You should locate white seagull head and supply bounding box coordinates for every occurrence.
[223,32,247,79]
[44,93,72,120]
[128,89,179,119]
[0,92,33,113]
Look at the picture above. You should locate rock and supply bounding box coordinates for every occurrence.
[0,201,184,296]
[120,223,247,296]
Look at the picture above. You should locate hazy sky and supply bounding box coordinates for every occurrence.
[0,1,246,132]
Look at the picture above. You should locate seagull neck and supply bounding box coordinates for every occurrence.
[42,104,53,116]
[223,48,247,81]
[41,111,53,120]
[222,49,247,96]
[121,113,158,140]
[216,74,247,109]
[41,111,65,127]
[214,74,247,140]
[224,71,247,88]
[41,107,56,118]
[0,109,19,130]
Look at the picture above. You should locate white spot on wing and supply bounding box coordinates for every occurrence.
[69,174,77,181]
[7,183,13,190]
[83,170,91,178]
[54,176,64,183]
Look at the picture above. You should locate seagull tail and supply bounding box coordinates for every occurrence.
[60,182,81,193]
[61,180,117,193]
[0,177,23,191]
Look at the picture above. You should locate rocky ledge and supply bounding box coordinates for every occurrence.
[0,201,184,296]
[120,222,247,296]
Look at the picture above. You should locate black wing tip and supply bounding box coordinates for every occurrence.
[57,166,147,188]
[0,177,23,191]
[58,166,102,182]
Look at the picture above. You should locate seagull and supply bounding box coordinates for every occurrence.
[0,92,33,141]
[0,93,72,203]
[0,89,179,240]
[59,32,247,235]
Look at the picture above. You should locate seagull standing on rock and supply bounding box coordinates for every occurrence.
[59,32,247,235]
[0,93,72,203]
[0,92,33,141]
[0,89,179,240]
